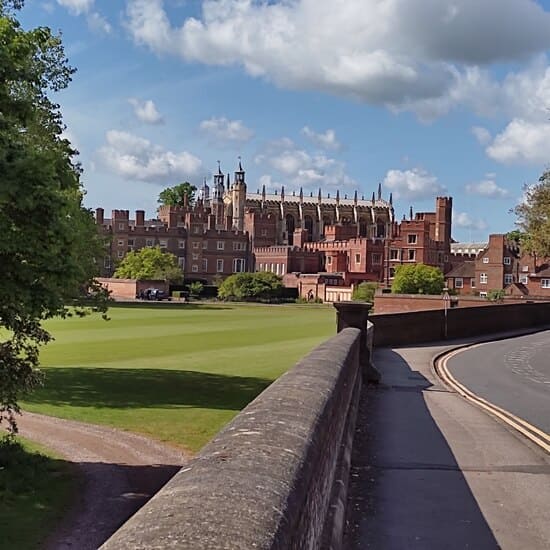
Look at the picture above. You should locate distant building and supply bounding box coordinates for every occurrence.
[96,162,456,300]
[446,233,550,298]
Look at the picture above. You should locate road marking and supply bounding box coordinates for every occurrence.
[435,346,550,454]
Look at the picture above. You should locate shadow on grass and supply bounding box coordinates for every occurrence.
[25,368,273,410]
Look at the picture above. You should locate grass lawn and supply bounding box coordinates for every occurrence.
[0,438,75,550]
[22,303,335,452]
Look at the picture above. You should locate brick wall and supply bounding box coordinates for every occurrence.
[97,278,168,299]
[370,301,550,346]
[373,293,513,314]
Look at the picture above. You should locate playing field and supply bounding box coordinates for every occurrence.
[22,303,335,452]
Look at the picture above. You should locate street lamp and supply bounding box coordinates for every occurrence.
[442,286,450,339]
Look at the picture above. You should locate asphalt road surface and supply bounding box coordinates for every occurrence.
[445,330,550,435]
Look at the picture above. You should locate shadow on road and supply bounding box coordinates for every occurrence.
[344,348,499,549]
[44,460,181,550]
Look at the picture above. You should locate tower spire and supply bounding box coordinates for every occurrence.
[377,182,382,200]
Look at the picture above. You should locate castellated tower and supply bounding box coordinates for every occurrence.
[231,160,246,231]
[434,196,453,245]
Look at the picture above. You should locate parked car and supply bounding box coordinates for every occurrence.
[137,288,171,301]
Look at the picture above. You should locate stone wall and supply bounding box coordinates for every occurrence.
[370,301,550,346]
[101,327,364,550]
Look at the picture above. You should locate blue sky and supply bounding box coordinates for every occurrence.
[20,0,550,242]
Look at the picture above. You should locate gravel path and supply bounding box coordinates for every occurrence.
[17,412,190,550]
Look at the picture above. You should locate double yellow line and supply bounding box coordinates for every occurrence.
[435,345,550,454]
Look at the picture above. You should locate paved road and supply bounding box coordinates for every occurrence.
[344,332,550,550]
[446,330,550,434]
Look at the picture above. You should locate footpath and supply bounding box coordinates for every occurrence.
[344,332,550,550]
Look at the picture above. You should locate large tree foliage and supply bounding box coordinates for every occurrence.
[158,182,197,207]
[0,1,108,435]
[114,246,182,282]
[391,264,444,295]
[218,272,283,301]
[514,172,550,257]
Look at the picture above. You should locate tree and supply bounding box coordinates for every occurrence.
[352,282,377,303]
[158,182,197,207]
[218,272,283,301]
[513,172,550,257]
[506,229,525,246]
[114,246,182,282]
[391,264,445,295]
[0,1,108,436]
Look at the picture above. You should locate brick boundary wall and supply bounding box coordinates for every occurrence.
[101,327,364,550]
[370,301,550,347]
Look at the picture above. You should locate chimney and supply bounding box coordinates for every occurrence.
[95,207,104,225]
[135,210,145,227]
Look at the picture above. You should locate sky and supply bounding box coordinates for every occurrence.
[18,0,550,242]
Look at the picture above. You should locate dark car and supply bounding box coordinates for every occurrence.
[138,288,171,301]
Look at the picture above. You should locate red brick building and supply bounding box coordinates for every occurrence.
[446,233,550,299]
[96,162,457,298]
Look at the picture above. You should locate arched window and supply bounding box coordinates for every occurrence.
[376,219,385,238]
[304,215,314,242]
[359,217,368,237]
[286,214,295,245]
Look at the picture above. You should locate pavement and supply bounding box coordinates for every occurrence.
[344,329,550,550]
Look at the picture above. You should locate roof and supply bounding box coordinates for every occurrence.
[245,192,391,209]
[532,263,550,277]
[445,262,475,278]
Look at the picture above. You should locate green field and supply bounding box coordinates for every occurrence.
[22,304,335,452]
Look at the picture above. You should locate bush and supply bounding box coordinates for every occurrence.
[189,282,204,298]
[352,282,377,302]
[218,272,283,301]
[487,289,505,302]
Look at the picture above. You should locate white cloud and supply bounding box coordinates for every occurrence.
[57,0,93,15]
[255,138,355,191]
[471,126,492,145]
[87,11,112,34]
[125,0,550,117]
[383,168,446,199]
[486,119,550,164]
[199,117,254,143]
[57,0,111,34]
[97,130,202,183]
[128,98,164,124]
[453,211,488,231]
[301,126,341,150]
[465,175,509,198]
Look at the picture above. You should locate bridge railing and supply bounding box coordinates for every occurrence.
[101,325,366,550]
